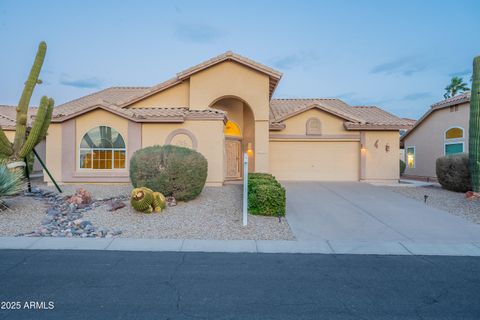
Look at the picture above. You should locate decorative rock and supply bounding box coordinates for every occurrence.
[106,199,126,211]
[66,188,92,205]
[465,191,480,200]
[166,196,177,207]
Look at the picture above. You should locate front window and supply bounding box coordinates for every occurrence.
[406,147,415,168]
[79,126,126,169]
[444,127,464,155]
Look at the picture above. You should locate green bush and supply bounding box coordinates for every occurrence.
[248,173,286,216]
[436,153,471,192]
[249,173,275,180]
[130,145,208,201]
[400,159,406,175]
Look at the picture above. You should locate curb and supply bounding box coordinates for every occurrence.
[1,237,480,256]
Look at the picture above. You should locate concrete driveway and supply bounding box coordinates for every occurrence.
[284,182,480,243]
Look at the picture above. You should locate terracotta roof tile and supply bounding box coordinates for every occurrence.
[0,105,38,130]
[402,92,470,140]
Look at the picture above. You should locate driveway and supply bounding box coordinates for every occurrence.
[284,182,480,243]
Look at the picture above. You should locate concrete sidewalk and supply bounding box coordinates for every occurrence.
[1,237,480,256]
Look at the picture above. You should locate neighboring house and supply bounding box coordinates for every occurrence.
[13,51,411,185]
[401,92,470,180]
[0,105,46,177]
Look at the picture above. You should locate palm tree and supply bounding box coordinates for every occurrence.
[444,76,469,99]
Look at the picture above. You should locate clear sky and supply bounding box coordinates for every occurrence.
[0,0,478,119]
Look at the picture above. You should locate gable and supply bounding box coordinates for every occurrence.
[280,109,353,135]
[189,60,271,120]
[128,80,190,108]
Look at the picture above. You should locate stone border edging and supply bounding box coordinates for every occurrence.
[1,237,480,256]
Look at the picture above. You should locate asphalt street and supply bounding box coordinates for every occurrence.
[0,250,479,319]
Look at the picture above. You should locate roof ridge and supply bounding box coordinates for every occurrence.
[271,98,340,101]
[55,87,116,108]
[108,86,151,90]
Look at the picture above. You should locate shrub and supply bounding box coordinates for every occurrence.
[400,159,406,175]
[130,145,208,201]
[248,173,286,216]
[436,153,471,192]
[249,173,275,180]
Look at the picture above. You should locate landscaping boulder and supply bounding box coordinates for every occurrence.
[66,188,92,205]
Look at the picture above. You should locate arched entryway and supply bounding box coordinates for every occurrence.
[210,96,255,180]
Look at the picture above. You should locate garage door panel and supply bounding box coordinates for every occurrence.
[269,141,359,181]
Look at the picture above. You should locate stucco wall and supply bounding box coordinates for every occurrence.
[130,81,190,108]
[142,120,225,186]
[403,103,470,178]
[44,123,63,183]
[360,131,400,182]
[279,108,357,136]
[188,61,271,173]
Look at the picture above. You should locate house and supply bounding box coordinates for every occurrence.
[401,92,471,180]
[0,105,46,177]
[6,51,411,185]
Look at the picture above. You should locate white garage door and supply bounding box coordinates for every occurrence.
[269,141,360,181]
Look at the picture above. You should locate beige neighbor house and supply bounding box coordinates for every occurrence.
[3,52,412,186]
[401,92,471,180]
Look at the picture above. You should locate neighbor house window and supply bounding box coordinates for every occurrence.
[306,117,321,135]
[444,127,464,155]
[79,126,126,169]
[406,147,415,168]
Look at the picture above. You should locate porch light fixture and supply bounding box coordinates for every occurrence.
[360,144,367,152]
[247,142,254,157]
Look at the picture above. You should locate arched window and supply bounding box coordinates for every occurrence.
[444,127,464,155]
[306,117,321,135]
[79,126,126,169]
[224,120,241,136]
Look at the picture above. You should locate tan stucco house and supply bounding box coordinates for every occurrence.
[2,52,412,185]
[401,92,471,180]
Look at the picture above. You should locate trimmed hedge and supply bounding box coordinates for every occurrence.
[248,173,286,216]
[436,153,471,192]
[130,145,208,201]
[400,159,406,176]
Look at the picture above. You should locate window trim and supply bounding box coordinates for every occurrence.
[406,146,416,169]
[444,126,465,156]
[78,126,127,171]
[444,141,465,156]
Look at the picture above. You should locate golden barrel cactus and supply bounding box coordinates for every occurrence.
[131,187,166,213]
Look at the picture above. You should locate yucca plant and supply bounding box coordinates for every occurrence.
[0,163,25,209]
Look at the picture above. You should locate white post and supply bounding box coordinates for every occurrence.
[242,153,248,226]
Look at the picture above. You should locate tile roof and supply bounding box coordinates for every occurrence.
[0,105,38,130]
[119,51,283,107]
[402,92,470,140]
[53,87,148,119]
[269,99,412,130]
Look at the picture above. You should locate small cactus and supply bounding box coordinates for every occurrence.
[131,187,166,214]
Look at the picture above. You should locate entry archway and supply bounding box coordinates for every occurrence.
[210,96,255,179]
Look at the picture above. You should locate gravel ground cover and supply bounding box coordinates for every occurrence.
[1,182,294,240]
[81,184,294,240]
[385,185,480,224]
[0,196,47,236]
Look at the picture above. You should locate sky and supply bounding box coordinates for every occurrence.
[0,0,479,119]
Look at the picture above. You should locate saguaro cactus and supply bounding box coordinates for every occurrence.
[470,56,480,192]
[0,41,54,170]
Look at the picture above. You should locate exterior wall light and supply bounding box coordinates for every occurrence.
[247,142,254,157]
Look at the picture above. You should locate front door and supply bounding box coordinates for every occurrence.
[225,139,241,179]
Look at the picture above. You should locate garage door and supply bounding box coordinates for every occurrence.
[269,141,360,181]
